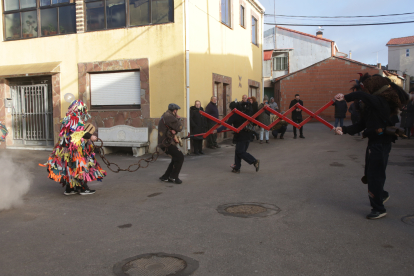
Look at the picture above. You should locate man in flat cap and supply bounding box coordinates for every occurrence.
[158,103,184,184]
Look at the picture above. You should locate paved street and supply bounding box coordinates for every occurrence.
[1,121,414,276]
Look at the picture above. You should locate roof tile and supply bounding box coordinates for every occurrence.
[386,35,414,46]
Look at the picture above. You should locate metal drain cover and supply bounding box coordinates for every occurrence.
[217,202,280,218]
[113,253,199,276]
[402,215,414,226]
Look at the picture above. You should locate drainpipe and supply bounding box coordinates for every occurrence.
[261,11,264,101]
[184,0,190,152]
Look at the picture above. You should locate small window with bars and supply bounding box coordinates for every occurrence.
[273,56,288,71]
[407,49,410,57]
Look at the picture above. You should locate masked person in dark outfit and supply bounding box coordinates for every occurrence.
[289,94,305,139]
[158,104,184,184]
[334,73,413,219]
[217,101,260,174]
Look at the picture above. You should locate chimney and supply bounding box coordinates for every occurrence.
[377,63,381,69]
[316,31,323,38]
[349,50,352,59]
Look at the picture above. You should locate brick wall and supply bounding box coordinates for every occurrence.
[277,57,382,121]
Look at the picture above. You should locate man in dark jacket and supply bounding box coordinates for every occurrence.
[334,73,412,219]
[217,102,260,174]
[332,99,348,128]
[190,100,207,155]
[289,94,305,138]
[158,103,184,184]
[205,96,220,149]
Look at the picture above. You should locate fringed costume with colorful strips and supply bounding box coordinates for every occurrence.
[42,100,106,194]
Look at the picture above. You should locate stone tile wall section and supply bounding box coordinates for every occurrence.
[78,58,167,151]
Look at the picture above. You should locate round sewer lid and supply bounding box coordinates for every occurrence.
[113,253,199,276]
[217,202,281,218]
[402,215,414,226]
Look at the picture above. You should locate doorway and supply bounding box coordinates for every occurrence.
[9,78,53,146]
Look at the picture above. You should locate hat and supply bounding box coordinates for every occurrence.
[263,95,269,101]
[168,103,181,110]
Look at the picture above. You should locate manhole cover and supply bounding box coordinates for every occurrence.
[225,204,267,215]
[402,215,414,226]
[113,253,199,276]
[217,203,280,218]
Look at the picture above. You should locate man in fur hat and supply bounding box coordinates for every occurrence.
[158,103,184,184]
[334,73,413,219]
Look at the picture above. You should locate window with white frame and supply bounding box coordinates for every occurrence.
[273,55,288,71]
[90,71,141,109]
[407,49,410,57]
[221,0,231,27]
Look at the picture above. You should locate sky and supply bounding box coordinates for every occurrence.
[259,0,414,68]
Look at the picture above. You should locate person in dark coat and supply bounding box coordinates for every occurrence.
[332,99,348,128]
[289,94,305,138]
[217,101,260,174]
[158,103,184,184]
[400,90,414,139]
[248,96,259,141]
[334,73,412,219]
[205,96,220,149]
[348,100,361,136]
[190,100,207,155]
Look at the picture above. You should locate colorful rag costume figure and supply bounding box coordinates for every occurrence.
[42,100,106,194]
[0,122,8,142]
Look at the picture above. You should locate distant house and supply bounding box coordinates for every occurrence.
[273,56,403,121]
[386,35,414,91]
[263,26,343,101]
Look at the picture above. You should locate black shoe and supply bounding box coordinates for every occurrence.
[79,190,96,195]
[294,136,297,139]
[266,140,269,143]
[169,178,182,184]
[194,152,200,155]
[299,135,305,138]
[214,144,221,148]
[280,135,284,139]
[159,176,173,183]
[231,169,240,174]
[208,146,216,149]
[366,210,387,220]
[199,151,204,154]
[254,160,260,172]
[383,194,390,203]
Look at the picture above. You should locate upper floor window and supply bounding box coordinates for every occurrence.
[273,55,288,71]
[3,0,76,41]
[240,5,244,27]
[252,16,257,45]
[85,0,174,32]
[407,49,410,57]
[221,0,231,27]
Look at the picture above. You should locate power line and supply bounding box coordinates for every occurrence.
[264,21,414,26]
[264,11,414,18]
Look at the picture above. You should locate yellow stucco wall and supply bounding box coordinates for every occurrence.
[187,0,263,110]
[0,1,186,119]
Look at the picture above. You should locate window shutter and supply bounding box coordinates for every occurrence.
[91,71,141,106]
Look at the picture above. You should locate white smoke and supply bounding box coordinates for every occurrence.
[0,153,32,210]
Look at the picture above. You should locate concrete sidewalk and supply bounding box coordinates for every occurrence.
[1,122,414,276]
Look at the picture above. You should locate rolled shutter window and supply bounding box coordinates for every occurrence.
[91,71,141,106]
